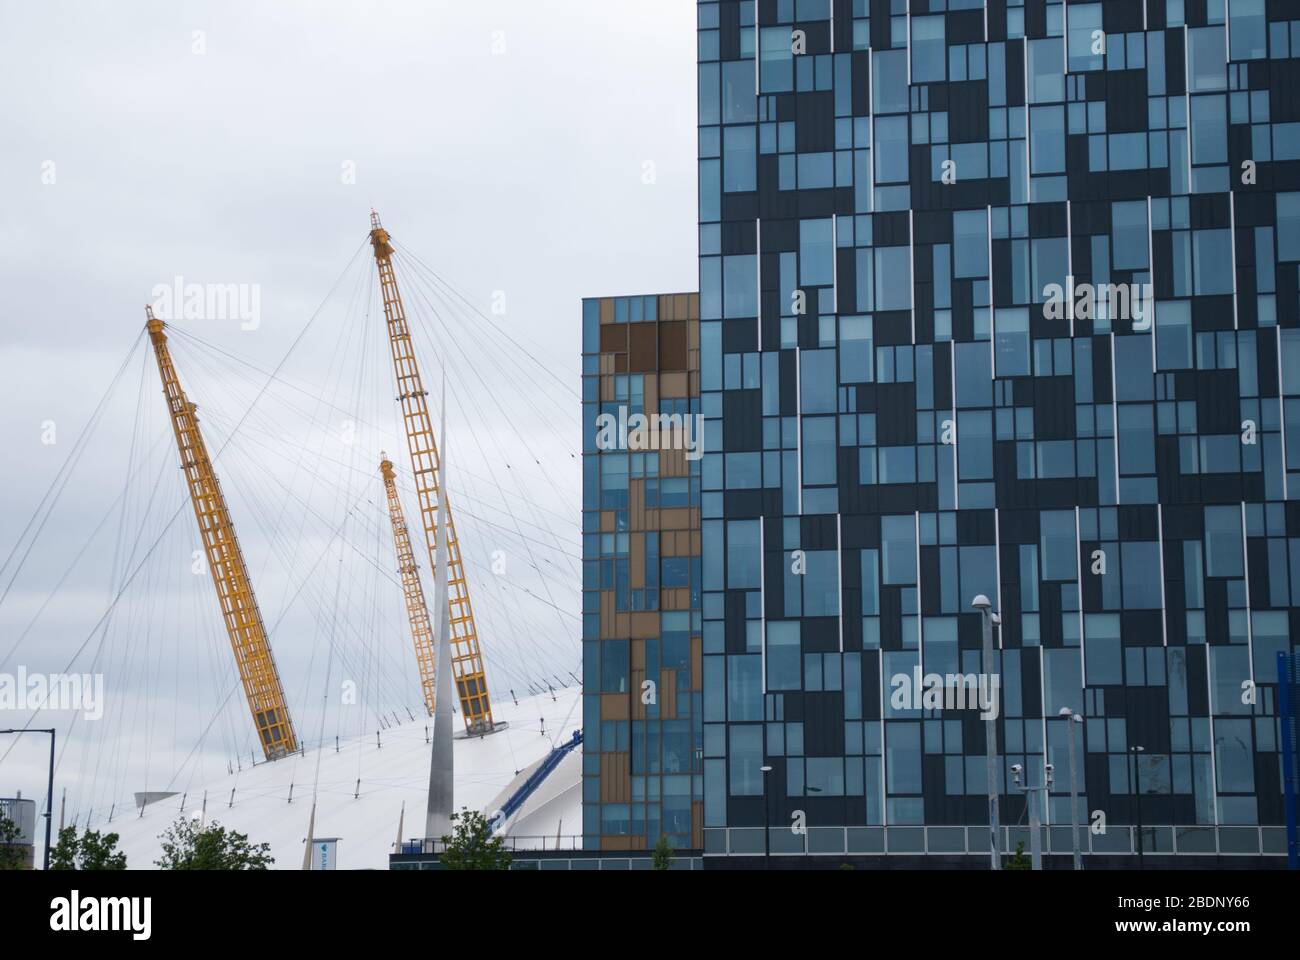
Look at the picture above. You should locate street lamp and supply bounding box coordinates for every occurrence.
[1129,744,1146,869]
[1058,707,1085,870]
[760,765,773,871]
[1011,761,1052,870]
[971,594,1001,870]
[0,728,55,871]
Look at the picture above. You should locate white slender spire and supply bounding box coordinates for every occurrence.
[302,800,316,871]
[426,372,455,842]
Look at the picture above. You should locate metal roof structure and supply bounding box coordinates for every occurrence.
[99,687,582,870]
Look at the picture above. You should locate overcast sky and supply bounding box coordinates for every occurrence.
[0,0,696,830]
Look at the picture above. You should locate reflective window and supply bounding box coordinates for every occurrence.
[1204,506,1244,578]
[911,16,945,82]
[1188,27,1226,92]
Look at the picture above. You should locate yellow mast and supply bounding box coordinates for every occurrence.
[146,307,297,759]
[380,455,437,715]
[369,212,494,733]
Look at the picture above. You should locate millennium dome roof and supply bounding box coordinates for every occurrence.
[99,686,582,870]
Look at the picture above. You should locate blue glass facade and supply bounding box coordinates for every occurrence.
[698,0,1300,860]
[581,294,704,851]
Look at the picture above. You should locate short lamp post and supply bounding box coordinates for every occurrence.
[0,728,55,871]
[1012,761,1052,870]
[760,765,773,871]
[1129,744,1146,869]
[1058,707,1085,870]
[971,594,1001,870]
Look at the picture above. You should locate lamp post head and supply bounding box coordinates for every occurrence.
[760,765,773,773]
[971,594,991,612]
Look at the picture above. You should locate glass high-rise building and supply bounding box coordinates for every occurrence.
[697,0,1299,864]
[581,293,704,851]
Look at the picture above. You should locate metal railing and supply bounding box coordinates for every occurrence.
[703,823,1290,859]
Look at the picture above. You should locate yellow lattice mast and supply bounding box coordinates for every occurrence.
[369,212,494,733]
[380,454,437,715]
[146,307,298,760]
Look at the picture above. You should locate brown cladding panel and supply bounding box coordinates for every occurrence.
[601,693,630,721]
[628,323,658,372]
[644,374,659,413]
[660,669,677,719]
[660,371,688,398]
[630,611,659,639]
[660,447,687,477]
[629,531,645,589]
[600,752,631,803]
[600,324,627,354]
[658,321,688,370]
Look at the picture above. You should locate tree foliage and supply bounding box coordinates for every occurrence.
[50,825,127,870]
[438,808,512,871]
[0,808,26,870]
[1003,840,1031,870]
[652,834,674,870]
[155,817,274,870]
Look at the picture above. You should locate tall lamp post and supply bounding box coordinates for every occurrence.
[1129,744,1146,869]
[0,728,55,870]
[971,595,1001,870]
[760,765,773,870]
[1058,707,1084,870]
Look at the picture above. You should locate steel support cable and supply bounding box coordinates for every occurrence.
[196,402,582,549]
[79,251,379,790]
[165,289,406,722]
[66,379,180,811]
[203,433,414,724]
[165,260,373,630]
[165,325,584,536]
[392,256,583,576]
[343,455,566,686]
[0,238,371,751]
[0,328,146,614]
[397,253,582,495]
[344,498,561,692]
[395,245,580,402]
[152,247,385,738]
[184,395,583,561]
[259,255,376,629]
[399,275,576,647]
[0,433,174,671]
[394,250,582,448]
[209,443,417,713]
[180,335,578,696]
[395,266,583,620]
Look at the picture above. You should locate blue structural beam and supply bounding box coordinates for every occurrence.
[492,729,583,832]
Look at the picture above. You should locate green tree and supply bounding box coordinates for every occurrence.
[50,825,127,870]
[438,808,511,871]
[1003,840,1031,870]
[0,808,26,870]
[651,834,673,870]
[155,817,274,870]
